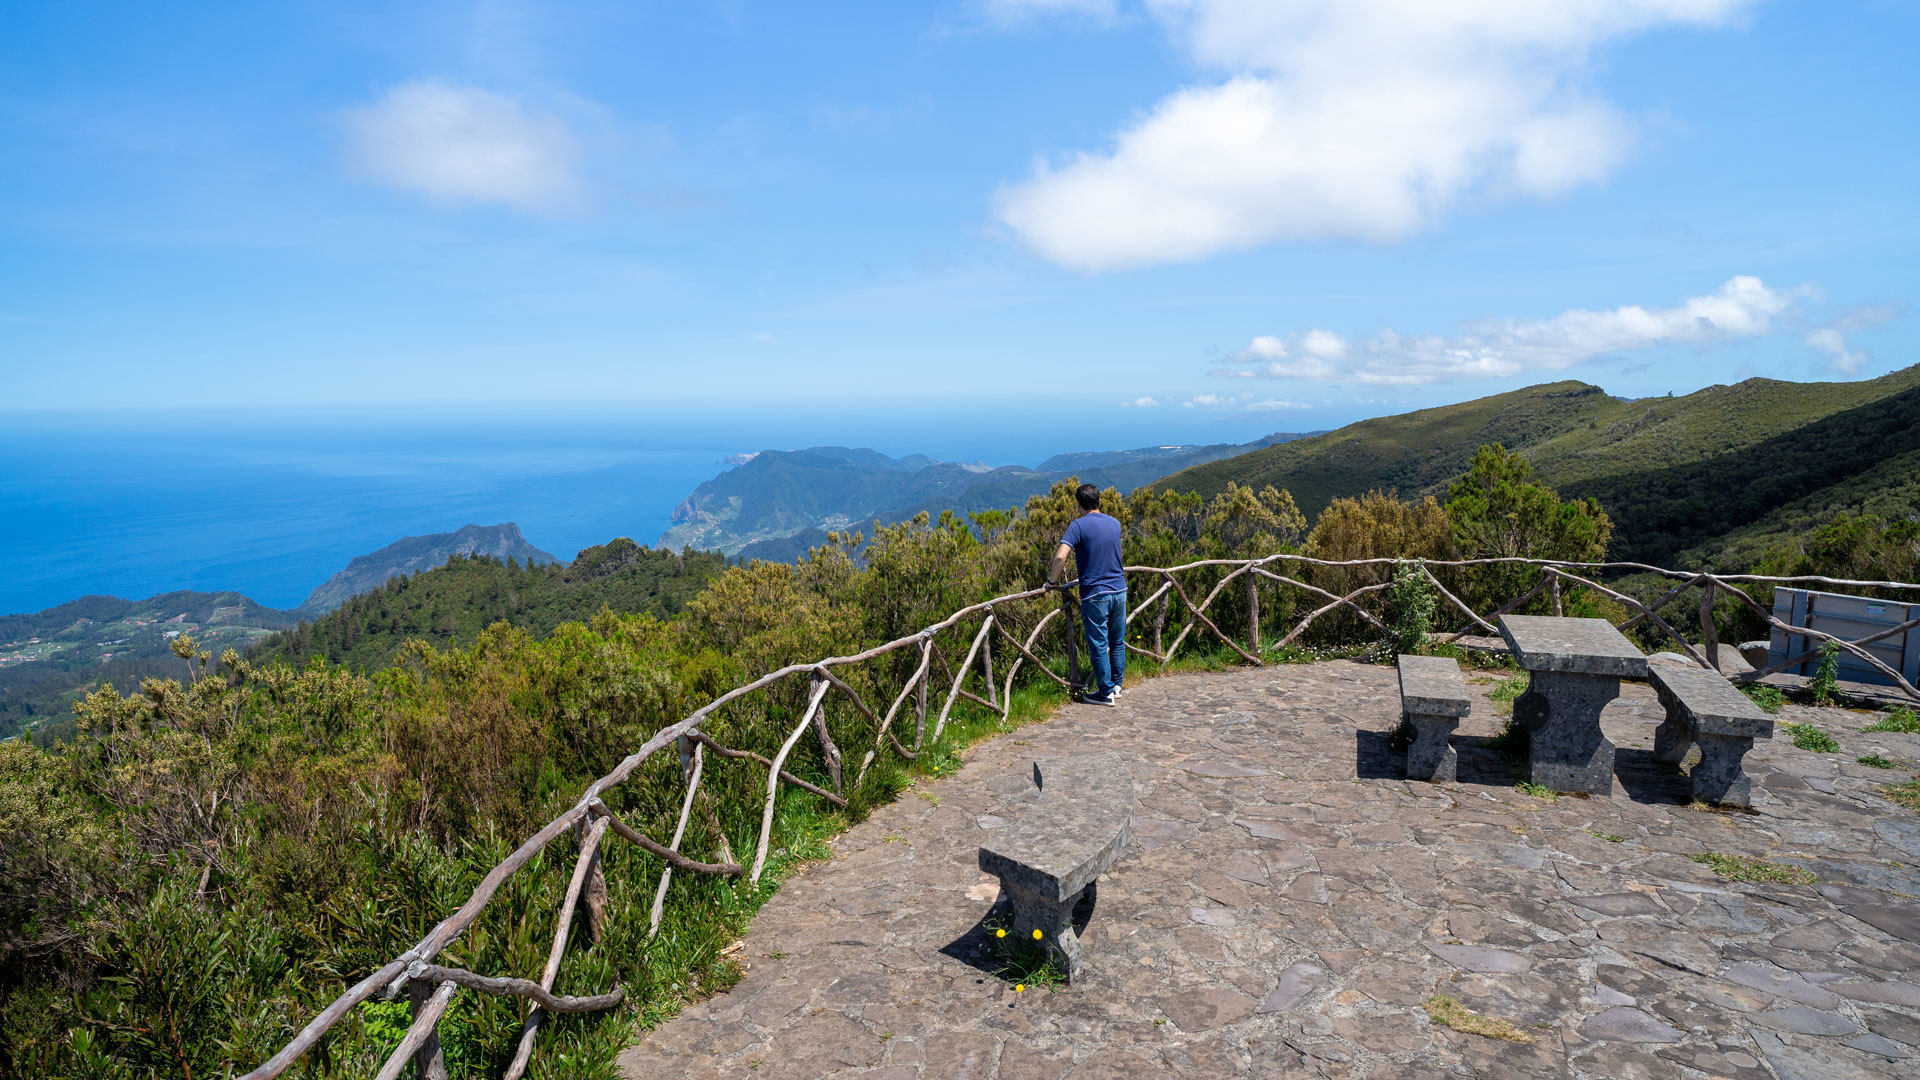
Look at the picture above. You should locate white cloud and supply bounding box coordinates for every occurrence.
[1805,329,1865,373]
[1299,329,1348,360]
[1804,302,1905,373]
[1246,398,1311,411]
[1217,275,1797,385]
[996,0,1753,270]
[1125,395,1163,407]
[344,80,579,210]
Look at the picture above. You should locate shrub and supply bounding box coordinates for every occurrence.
[1810,640,1841,705]
[1383,560,1436,656]
[1783,722,1839,754]
[1740,683,1786,714]
[1865,706,1920,733]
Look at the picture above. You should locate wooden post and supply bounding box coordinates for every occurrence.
[1154,590,1167,658]
[915,648,929,748]
[1700,580,1720,671]
[1246,573,1261,655]
[810,698,843,793]
[982,618,997,708]
[1550,572,1564,618]
[581,824,608,945]
[1061,589,1082,692]
[408,980,448,1080]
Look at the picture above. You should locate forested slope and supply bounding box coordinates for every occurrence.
[251,540,727,671]
[1155,365,1920,568]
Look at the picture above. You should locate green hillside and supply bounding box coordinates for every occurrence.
[298,522,557,614]
[1155,365,1920,567]
[251,539,727,671]
[0,591,296,741]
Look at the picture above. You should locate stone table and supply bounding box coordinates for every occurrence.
[1498,615,1649,796]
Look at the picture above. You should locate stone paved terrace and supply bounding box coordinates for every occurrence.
[620,661,1920,1080]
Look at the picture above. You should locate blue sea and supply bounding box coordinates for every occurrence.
[2,405,1218,616]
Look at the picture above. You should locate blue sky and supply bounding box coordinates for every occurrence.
[2,0,1915,447]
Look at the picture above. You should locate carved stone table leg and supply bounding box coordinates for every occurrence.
[1404,713,1460,783]
[1651,711,1694,765]
[1690,733,1756,808]
[1000,879,1087,983]
[1521,670,1619,796]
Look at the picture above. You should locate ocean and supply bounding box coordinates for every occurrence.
[2,405,1192,616]
[0,414,736,614]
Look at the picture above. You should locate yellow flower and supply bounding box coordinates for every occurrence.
[1032,929,1043,940]
[995,928,1006,939]
[1015,984,1025,993]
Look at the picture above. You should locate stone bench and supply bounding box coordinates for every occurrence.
[977,752,1134,983]
[1648,658,1774,808]
[1397,654,1471,783]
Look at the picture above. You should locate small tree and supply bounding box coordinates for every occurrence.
[1444,444,1612,614]
[1384,560,1436,656]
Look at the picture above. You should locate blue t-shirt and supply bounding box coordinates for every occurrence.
[1062,512,1125,597]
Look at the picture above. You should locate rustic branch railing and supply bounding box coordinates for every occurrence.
[238,554,1920,1079]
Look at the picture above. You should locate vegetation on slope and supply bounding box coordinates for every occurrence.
[1155,381,1619,517]
[1156,365,1920,569]
[1563,381,1920,563]
[297,523,558,614]
[252,539,728,672]
[0,591,296,743]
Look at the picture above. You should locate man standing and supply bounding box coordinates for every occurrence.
[1047,483,1126,706]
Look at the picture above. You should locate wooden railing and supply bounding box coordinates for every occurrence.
[239,554,1920,1079]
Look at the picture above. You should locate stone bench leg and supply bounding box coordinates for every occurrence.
[1651,711,1694,766]
[1690,733,1757,808]
[998,879,1088,984]
[1515,670,1618,796]
[1404,712,1460,783]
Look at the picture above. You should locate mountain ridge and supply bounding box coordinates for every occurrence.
[660,434,1319,556]
[1153,365,1920,567]
[297,522,557,614]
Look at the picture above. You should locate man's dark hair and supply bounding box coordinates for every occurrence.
[1075,484,1101,511]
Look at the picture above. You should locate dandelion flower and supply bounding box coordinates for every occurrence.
[1032,929,1043,940]
[1015,984,1025,993]
[995,928,1006,939]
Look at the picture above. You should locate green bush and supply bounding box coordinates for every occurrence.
[1810,640,1841,706]
[1740,683,1786,714]
[1383,561,1436,657]
[1865,706,1920,733]
[1783,722,1840,754]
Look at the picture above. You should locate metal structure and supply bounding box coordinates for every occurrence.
[1770,586,1920,688]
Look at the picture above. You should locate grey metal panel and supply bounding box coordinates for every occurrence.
[1769,589,1794,671]
[1791,589,1811,675]
[1770,586,1920,688]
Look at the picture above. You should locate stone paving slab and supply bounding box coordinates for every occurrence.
[619,660,1920,1079]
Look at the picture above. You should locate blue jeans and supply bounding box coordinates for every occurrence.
[1080,590,1127,696]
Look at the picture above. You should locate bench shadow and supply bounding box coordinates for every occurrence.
[1612,746,1692,805]
[937,882,1099,980]
[1452,735,1520,788]
[1353,729,1401,780]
